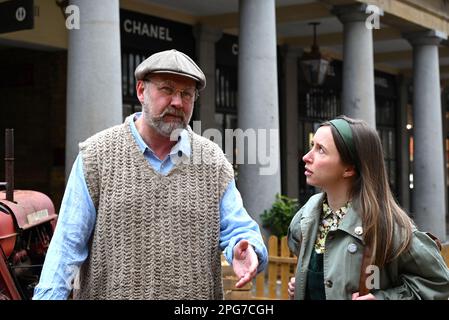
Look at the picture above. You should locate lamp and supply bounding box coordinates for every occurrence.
[300,22,331,86]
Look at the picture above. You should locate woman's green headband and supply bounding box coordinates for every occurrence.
[329,118,358,169]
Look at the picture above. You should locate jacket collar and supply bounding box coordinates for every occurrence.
[300,193,324,227]
[337,202,365,242]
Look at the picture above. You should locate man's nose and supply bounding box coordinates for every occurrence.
[170,91,183,108]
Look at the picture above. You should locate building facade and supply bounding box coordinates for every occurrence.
[1,0,448,240]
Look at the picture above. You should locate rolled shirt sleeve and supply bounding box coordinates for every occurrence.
[219,179,268,273]
[33,155,96,299]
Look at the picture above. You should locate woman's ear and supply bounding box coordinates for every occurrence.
[343,165,356,178]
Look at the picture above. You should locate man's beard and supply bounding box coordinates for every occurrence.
[143,103,189,137]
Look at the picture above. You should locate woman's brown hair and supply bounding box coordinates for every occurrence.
[323,115,413,267]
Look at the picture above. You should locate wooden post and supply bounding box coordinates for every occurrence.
[280,236,290,299]
[268,236,278,298]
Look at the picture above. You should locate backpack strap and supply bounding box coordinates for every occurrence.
[425,232,442,251]
[358,245,372,296]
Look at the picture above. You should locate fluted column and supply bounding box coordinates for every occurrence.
[238,0,281,229]
[405,30,448,240]
[66,0,122,178]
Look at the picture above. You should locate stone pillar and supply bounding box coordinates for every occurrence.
[193,25,222,130]
[405,30,448,240]
[237,0,281,230]
[441,84,449,228]
[333,4,377,128]
[397,76,411,212]
[65,0,122,179]
[281,45,302,199]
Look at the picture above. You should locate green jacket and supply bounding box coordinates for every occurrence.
[287,193,449,300]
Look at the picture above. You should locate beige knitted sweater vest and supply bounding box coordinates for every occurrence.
[73,117,233,299]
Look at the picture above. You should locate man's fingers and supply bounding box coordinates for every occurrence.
[235,273,251,288]
[354,293,376,300]
[233,261,256,279]
[236,240,249,253]
[249,260,258,274]
[232,240,258,284]
[235,266,257,288]
[234,240,249,259]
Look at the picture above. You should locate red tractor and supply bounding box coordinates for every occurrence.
[0,129,58,299]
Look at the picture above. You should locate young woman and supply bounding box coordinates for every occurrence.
[287,116,449,300]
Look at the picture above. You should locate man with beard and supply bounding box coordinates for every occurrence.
[33,49,268,300]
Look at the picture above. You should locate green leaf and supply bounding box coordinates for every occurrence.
[260,193,300,238]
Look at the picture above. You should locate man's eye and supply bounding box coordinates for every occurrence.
[160,86,174,95]
[182,91,193,99]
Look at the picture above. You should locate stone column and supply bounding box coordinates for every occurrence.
[237,0,281,230]
[397,76,411,212]
[193,25,222,131]
[442,86,448,227]
[65,0,122,179]
[405,30,448,240]
[281,45,302,199]
[332,4,377,128]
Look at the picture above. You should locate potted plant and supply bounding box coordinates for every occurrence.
[260,193,300,238]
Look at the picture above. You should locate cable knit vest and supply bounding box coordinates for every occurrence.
[73,117,233,299]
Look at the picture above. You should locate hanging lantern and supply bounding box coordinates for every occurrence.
[300,22,331,86]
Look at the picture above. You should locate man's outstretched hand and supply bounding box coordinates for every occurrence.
[232,240,259,288]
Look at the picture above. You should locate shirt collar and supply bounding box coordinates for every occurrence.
[128,112,191,159]
[322,196,351,220]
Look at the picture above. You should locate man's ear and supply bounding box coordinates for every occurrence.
[136,80,145,103]
[343,165,356,178]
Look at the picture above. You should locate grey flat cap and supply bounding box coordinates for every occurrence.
[135,49,206,91]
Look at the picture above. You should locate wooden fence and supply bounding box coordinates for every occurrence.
[223,235,296,300]
[223,236,449,300]
[442,244,449,267]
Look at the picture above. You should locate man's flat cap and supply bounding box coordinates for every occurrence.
[135,49,206,91]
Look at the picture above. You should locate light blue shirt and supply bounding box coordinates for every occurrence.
[33,113,268,299]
